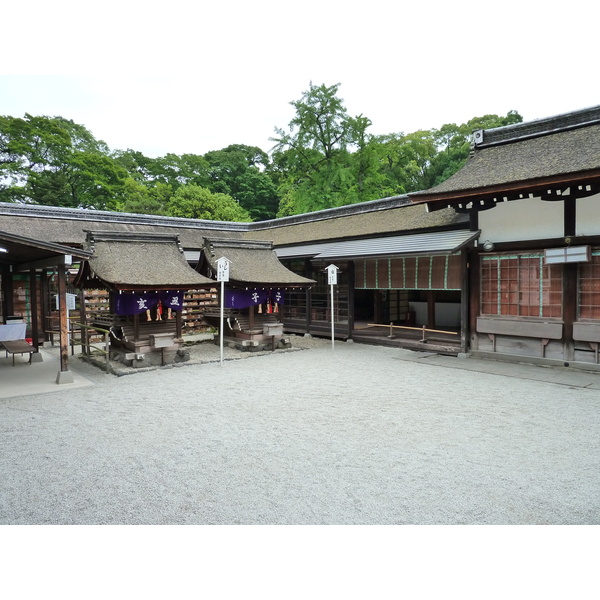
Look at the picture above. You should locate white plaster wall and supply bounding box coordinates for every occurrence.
[478,193,600,243]
[478,196,563,243]
[576,194,600,236]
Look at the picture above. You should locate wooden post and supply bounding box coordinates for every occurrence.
[249,303,255,331]
[563,263,577,362]
[175,305,182,339]
[305,259,312,334]
[347,261,355,340]
[29,269,39,349]
[56,265,74,384]
[41,269,50,343]
[2,265,14,320]
[427,290,436,330]
[133,312,140,342]
[460,248,470,353]
[79,288,88,356]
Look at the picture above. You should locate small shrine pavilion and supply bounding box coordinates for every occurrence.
[74,231,214,365]
[198,238,315,347]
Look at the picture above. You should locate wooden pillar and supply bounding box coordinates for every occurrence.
[563,198,577,362]
[460,249,470,353]
[56,265,74,384]
[427,290,436,329]
[175,305,182,338]
[563,263,577,362]
[41,269,50,342]
[29,269,39,349]
[249,303,255,330]
[564,198,576,237]
[305,259,312,334]
[347,261,355,339]
[469,249,481,351]
[2,265,14,320]
[79,288,88,355]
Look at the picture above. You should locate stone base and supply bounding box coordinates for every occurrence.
[111,348,191,368]
[56,370,75,384]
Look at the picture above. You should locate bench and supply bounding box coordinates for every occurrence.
[477,317,563,357]
[573,322,600,363]
[2,340,35,366]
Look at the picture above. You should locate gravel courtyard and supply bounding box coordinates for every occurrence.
[1,336,599,525]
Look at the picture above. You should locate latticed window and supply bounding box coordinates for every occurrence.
[354,255,462,290]
[480,253,562,318]
[579,250,600,320]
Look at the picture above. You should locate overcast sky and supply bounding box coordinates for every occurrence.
[3,1,599,158]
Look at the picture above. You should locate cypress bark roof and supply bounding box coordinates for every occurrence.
[245,204,467,246]
[202,238,315,287]
[410,106,600,202]
[0,203,244,248]
[75,231,214,291]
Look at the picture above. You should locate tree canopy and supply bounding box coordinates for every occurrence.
[0,87,522,221]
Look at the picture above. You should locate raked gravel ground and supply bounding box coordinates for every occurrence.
[1,335,599,525]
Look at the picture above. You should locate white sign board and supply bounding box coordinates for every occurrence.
[217,257,230,282]
[55,293,77,310]
[326,264,339,285]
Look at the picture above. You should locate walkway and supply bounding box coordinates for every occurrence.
[1,336,599,524]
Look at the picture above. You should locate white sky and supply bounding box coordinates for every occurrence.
[2,0,599,158]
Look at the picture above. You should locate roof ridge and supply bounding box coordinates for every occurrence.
[474,105,600,148]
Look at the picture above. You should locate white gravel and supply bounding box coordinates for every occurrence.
[1,335,599,524]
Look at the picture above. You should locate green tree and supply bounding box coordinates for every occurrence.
[203,144,278,220]
[0,114,128,209]
[426,111,523,187]
[271,82,370,215]
[119,179,171,215]
[372,130,438,194]
[167,184,251,222]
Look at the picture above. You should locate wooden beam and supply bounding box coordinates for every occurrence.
[16,254,73,272]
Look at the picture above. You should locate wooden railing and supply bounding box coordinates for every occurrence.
[72,322,112,373]
[366,322,458,343]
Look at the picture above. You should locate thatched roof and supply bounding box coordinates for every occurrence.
[245,203,467,247]
[75,231,214,291]
[0,203,244,248]
[202,238,315,287]
[410,106,600,203]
